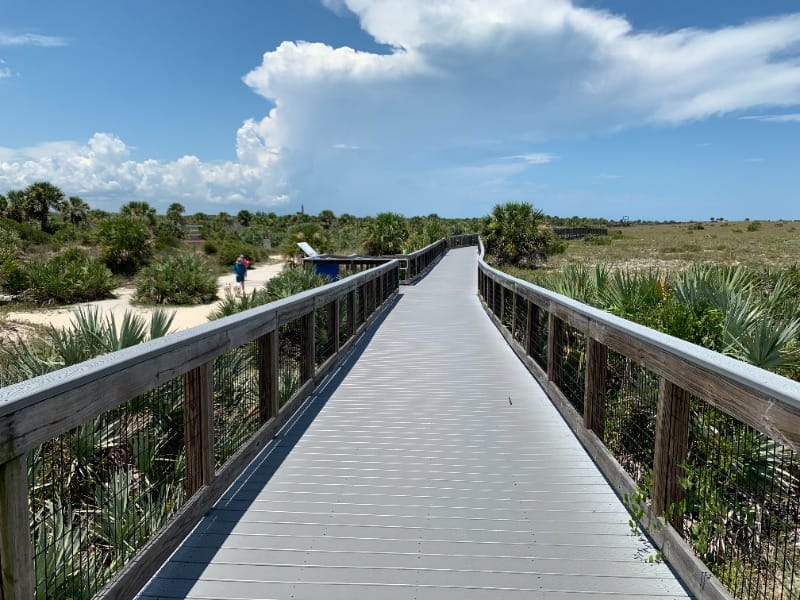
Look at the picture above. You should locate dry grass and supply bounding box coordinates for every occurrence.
[543,220,800,272]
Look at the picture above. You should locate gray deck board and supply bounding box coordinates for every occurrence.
[138,247,691,599]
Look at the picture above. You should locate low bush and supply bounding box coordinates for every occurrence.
[96,216,153,275]
[208,267,328,320]
[747,221,762,232]
[215,240,263,267]
[583,234,611,246]
[135,253,218,305]
[23,248,115,303]
[0,217,53,245]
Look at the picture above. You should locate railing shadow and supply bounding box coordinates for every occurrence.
[139,293,402,595]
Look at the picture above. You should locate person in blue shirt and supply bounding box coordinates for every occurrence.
[233,255,247,294]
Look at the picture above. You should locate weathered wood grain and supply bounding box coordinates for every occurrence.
[583,338,607,439]
[653,378,690,516]
[0,456,33,600]
[183,363,214,498]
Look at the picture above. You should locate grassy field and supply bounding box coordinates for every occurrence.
[542,220,800,272]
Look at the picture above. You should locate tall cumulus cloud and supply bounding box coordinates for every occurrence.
[2,0,800,213]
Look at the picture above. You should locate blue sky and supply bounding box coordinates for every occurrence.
[1,0,799,221]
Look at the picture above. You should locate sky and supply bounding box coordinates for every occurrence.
[1,0,799,221]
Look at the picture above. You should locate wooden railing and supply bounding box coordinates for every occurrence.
[0,261,400,600]
[477,240,800,600]
[306,234,479,284]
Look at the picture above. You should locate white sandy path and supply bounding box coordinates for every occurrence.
[4,261,286,334]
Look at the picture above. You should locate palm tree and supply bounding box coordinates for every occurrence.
[318,210,336,230]
[120,201,157,227]
[237,210,252,227]
[64,196,90,226]
[24,181,66,232]
[482,202,562,266]
[363,212,408,255]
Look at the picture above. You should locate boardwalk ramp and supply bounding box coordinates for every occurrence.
[139,247,690,599]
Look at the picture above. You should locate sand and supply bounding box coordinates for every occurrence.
[2,260,286,335]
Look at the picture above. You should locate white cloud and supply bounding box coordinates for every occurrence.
[0,59,10,78]
[3,1,800,214]
[507,153,558,165]
[333,143,361,150]
[0,133,288,212]
[0,32,68,47]
[740,113,800,122]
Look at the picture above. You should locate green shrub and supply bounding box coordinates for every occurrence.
[0,217,53,245]
[135,253,218,305]
[214,240,265,267]
[96,216,153,274]
[746,221,762,232]
[208,267,328,320]
[362,213,408,256]
[25,248,115,303]
[583,234,611,246]
[201,240,218,255]
[0,260,26,293]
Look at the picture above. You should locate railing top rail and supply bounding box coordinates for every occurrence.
[0,260,398,460]
[477,239,800,447]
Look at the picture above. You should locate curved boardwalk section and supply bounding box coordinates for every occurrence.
[139,247,691,599]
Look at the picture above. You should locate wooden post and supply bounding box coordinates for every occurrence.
[258,330,279,423]
[583,338,608,438]
[301,311,316,383]
[652,378,691,517]
[547,313,565,388]
[0,456,34,600]
[183,363,214,497]
[499,285,506,323]
[327,300,340,356]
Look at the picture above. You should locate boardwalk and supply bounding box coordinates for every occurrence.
[139,247,691,599]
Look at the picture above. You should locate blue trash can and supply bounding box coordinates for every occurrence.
[313,261,339,280]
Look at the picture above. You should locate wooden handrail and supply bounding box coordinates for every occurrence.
[478,243,800,450]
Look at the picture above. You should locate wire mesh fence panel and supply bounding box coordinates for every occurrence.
[315,306,335,368]
[492,281,502,317]
[279,319,302,407]
[339,297,351,349]
[560,323,586,414]
[28,378,186,600]
[213,342,260,468]
[677,400,800,600]
[603,351,658,488]
[530,307,548,370]
[355,286,366,328]
[513,295,527,346]
[501,288,514,331]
